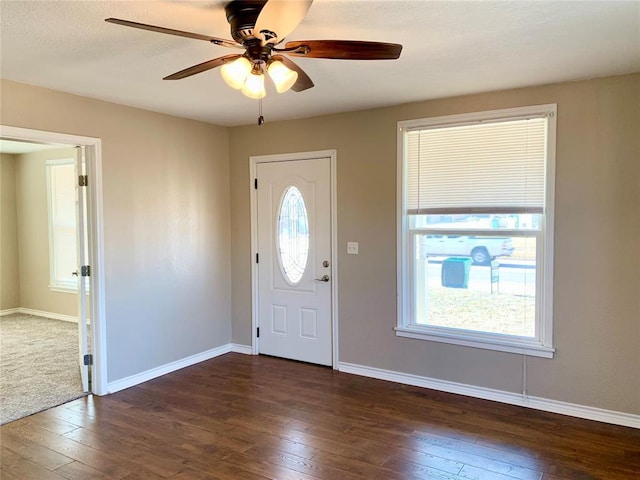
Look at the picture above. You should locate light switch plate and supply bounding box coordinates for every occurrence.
[347,242,359,255]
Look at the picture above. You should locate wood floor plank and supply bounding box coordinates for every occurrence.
[0,428,75,471]
[8,414,80,436]
[4,422,137,478]
[1,447,68,480]
[382,451,465,477]
[2,353,638,480]
[218,449,320,480]
[166,472,206,480]
[61,427,187,477]
[378,457,466,480]
[278,420,395,466]
[395,440,543,480]
[308,449,431,480]
[165,467,218,480]
[457,463,536,480]
[410,430,542,470]
[53,460,113,480]
[118,471,166,480]
[227,446,366,480]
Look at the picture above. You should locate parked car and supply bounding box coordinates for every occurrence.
[421,235,514,265]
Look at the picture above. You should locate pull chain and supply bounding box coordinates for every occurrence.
[258,96,264,126]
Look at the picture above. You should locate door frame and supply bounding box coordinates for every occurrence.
[0,124,108,395]
[250,150,339,368]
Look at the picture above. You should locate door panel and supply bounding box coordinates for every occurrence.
[75,146,90,392]
[257,158,332,366]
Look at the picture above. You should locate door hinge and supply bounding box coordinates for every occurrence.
[81,265,90,277]
[79,175,88,187]
[256,253,259,263]
[254,178,258,189]
[83,354,93,366]
[257,327,260,338]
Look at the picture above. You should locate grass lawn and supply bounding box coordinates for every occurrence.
[425,286,535,337]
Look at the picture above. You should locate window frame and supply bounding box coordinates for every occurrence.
[396,105,557,358]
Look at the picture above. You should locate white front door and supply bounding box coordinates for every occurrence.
[256,157,332,366]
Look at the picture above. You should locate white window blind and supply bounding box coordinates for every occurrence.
[406,117,547,214]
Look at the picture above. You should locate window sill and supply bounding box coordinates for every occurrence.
[394,326,555,358]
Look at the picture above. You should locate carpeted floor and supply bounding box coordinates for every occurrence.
[0,313,85,424]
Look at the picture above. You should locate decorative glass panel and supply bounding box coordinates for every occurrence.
[277,186,309,284]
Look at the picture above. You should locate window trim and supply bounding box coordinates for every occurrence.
[396,105,556,358]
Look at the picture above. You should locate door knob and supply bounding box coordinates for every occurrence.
[315,275,330,282]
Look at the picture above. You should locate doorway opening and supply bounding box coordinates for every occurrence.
[0,125,106,424]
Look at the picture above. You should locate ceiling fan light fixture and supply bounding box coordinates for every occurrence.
[241,70,266,99]
[106,3,403,101]
[220,56,252,89]
[267,60,299,93]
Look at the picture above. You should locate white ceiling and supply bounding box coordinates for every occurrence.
[1,1,638,127]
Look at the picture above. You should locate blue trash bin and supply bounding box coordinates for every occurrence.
[441,257,471,288]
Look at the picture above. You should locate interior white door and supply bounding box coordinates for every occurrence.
[75,146,90,392]
[256,157,332,366]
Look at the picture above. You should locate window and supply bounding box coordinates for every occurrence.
[397,105,556,358]
[46,159,86,292]
[277,186,309,284]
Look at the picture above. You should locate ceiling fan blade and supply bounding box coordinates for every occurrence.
[105,18,241,49]
[283,40,402,60]
[163,54,242,80]
[272,55,314,92]
[254,0,313,44]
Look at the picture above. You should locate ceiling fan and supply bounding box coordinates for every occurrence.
[105,0,402,100]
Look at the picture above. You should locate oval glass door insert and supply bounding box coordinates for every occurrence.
[277,186,309,284]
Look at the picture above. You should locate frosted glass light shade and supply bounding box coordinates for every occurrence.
[241,72,266,99]
[267,60,298,93]
[220,57,251,89]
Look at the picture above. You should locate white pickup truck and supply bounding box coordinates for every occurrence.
[421,235,514,265]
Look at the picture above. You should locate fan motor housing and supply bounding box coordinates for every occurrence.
[224,0,267,44]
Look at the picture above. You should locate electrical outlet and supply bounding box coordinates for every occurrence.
[347,242,359,255]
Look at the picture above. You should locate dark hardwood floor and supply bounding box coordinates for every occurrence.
[1,353,638,479]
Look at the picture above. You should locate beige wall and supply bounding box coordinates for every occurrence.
[3,74,637,414]
[13,148,78,316]
[229,74,640,415]
[0,153,20,310]
[1,79,232,383]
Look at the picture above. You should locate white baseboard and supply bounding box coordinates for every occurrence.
[230,344,253,354]
[107,344,233,394]
[1,307,78,323]
[107,343,254,393]
[338,362,640,429]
